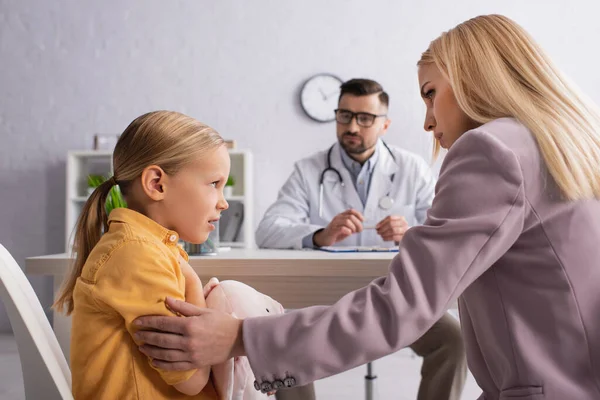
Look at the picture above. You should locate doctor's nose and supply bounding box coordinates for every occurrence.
[347,116,360,132]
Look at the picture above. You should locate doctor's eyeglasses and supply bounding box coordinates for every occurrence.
[335,109,387,128]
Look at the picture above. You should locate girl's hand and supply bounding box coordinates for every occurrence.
[203,277,220,298]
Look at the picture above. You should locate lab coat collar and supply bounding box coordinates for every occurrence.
[324,140,396,213]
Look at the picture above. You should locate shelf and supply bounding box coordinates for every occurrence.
[68,150,113,157]
[220,241,246,248]
[72,196,245,205]
[71,195,245,203]
[225,195,245,202]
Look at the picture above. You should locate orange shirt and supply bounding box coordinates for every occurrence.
[71,208,218,400]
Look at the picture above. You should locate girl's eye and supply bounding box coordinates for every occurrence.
[210,181,218,188]
[425,89,435,99]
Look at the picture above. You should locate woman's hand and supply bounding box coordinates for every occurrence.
[135,297,246,370]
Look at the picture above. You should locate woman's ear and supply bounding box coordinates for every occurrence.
[140,165,167,201]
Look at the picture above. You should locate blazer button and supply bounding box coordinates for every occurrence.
[272,380,284,390]
[253,380,260,391]
[261,382,273,393]
[283,377,296,387]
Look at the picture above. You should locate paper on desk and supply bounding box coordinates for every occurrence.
[318,245,398,253]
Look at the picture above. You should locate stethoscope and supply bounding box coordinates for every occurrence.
[319,141,397,218]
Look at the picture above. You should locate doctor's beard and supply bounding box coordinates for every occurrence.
[340,132,373,155]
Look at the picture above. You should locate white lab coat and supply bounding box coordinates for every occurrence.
[255,140,436,249]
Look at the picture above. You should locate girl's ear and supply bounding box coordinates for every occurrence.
[140,165,167,201]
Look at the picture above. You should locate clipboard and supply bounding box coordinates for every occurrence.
[220,200,244,242]
[317,246,399,253]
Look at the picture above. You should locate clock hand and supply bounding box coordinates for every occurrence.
[318,88,327,100]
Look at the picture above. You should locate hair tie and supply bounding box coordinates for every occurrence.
[108,176,117,186]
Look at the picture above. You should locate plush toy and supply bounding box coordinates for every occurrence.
[205,279,285,400]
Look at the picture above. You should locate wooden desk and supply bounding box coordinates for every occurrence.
[26,248,396,360]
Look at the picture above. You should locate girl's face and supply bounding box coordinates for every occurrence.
[160,145,231,244]
[418,63,479,149]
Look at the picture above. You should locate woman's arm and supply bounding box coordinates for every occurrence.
[242,130,526,387]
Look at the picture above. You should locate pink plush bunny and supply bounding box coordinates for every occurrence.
[204,279,285,400]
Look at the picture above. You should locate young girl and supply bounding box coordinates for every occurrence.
[53,110,230,399]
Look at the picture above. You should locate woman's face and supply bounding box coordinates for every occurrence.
[418,63,479,149]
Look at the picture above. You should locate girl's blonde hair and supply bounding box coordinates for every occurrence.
[418,14,600,200]
[53,111,224,315]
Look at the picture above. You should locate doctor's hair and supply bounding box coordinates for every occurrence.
[53,110,224,315]
[339,78,389,108]
[418,14,600,201]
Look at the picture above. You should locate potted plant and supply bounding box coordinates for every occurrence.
[87,174,127,215]
[224,175,235,197]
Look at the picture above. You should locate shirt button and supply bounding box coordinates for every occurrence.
[169,234,177,242]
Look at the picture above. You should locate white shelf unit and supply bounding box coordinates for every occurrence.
[65,149,254,252]
[65,150,113,251]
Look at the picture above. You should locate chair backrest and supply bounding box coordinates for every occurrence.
[0,244,73,400]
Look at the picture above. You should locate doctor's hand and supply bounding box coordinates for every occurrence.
[134,297,245,370]
[376,215,409,243]
[313,209,364,247]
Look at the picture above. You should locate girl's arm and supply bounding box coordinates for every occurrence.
[172,258,211,396]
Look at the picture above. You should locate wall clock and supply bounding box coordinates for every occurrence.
[300,73,343,122]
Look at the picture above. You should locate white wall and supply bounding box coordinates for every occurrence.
[1,0,599,331]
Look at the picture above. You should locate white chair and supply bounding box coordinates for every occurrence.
[0,244,73,400]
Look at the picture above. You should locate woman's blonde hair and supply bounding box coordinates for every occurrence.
[53,111,224,315]
[418,14,600,200]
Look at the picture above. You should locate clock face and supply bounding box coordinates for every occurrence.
[300,74,343,122]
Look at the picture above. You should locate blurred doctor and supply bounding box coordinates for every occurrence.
[256,79,436,249]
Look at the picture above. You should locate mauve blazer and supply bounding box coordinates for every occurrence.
[243,118,600,399]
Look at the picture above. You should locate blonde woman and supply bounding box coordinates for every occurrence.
[136,15,600,399]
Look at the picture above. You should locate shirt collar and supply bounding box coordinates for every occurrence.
[339,140,380,174]
[108,208,188,260]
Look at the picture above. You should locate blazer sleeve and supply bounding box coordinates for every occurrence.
[243,130,526,386]
[255,163,323,249]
